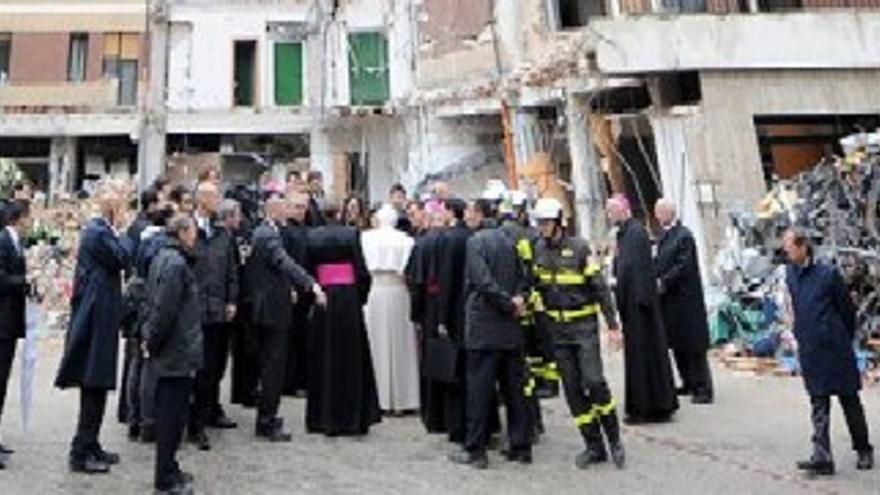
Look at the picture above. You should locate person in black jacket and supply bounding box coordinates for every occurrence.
[449,199,531,469]
[249,193,326,441]
[188,181,239,451]
[282,191,312,396]
[0,200,29,468]
[142,215,203,495]
[654,199,713,405]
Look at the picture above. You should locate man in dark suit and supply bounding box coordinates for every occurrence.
[56,183,133,474]
[0,200,30,469]
[249,193,325,441]
[654,199,713,405]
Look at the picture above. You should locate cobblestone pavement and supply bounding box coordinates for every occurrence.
[0,340,877,494]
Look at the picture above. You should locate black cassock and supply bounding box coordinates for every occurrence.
[281,219,312,396]
[406,228,447,433]
[613,218,678,421]
[437,222,472,442]
[305,226,381,436]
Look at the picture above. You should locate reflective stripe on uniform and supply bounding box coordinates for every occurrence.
[516,238,533,262]
[592,398,617,417]
[545,304,601,322]
[584,263,601,277]
[535,268,585,285]
[524,377,536,397]
[574,411,596,427]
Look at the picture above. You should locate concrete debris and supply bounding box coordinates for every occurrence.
[711,132,880,383]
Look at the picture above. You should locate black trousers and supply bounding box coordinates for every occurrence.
[810,394,873,462]
[0,339,16,427]
[155,376,193,490]
[673,348,713,398]
[72,388,108,458]
[191,323,231,431]
[257,324,289,422]
[464,349,530,454]
[231,317,260,405]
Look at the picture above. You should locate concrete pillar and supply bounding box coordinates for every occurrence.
[138,0,169,192]
[565,95,606,242]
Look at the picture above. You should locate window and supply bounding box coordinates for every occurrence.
[348,32,389,106]
[234,40,257,106]
[274,42,303,106]
[0,33,10,84]
[555,0,605,28]
[68,33,89,82]
[103,32,140,105]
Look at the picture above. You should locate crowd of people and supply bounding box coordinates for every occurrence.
[0,167,874,493]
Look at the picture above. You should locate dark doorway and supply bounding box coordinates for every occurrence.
[234,41,257,106]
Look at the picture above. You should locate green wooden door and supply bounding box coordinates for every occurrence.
[349,32,389,105]
[275,42,303,106]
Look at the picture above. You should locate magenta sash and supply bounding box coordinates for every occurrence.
[317,263,355,286]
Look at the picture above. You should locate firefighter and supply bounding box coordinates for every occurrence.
[531,198,625,469]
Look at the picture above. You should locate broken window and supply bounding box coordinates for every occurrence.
[554,0,606,28]
[234,40,257,107]
[103,33,140,106]
[0,33,10,84]
[349,31,390,106]
[274,42,303,106]
[68,33,89,82]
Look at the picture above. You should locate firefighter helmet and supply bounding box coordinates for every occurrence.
[532,197,564,222]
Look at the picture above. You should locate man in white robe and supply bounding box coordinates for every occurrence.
[362,205,420,413]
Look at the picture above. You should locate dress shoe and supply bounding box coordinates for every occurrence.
[575,448,608,469]
[0,443,14,454]
[127,424,141,441]
[0,455,6,470]
[69,454,111,474]
[609,441,626,469]
[676,387,692,396]
[209,414,238,429]
[188,431,211,451]
[176,470,195,484]
[503,449,533,465]
[94,447,120,465]
[796,459,835,476]
[256,418,292,442]
[857,450,874,470]
[448,449,489,470]
[691,394,714,405]
[155,481,194,495]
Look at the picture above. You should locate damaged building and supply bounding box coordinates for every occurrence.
[5,0,880,260]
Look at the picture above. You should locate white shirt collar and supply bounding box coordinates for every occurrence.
[5,226,20,252]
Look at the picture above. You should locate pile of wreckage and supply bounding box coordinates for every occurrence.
[710,132,880,382]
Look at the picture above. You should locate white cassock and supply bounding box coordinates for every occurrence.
[362,207,420,412]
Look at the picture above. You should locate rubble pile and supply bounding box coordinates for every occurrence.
[711,133,880,382]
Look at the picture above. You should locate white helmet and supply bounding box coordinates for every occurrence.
[532,198,563,221]
[481,180,507,202]
[508,190,528,208]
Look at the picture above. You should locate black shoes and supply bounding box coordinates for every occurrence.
[857,450,874,471]
[796,459,835,476]
[189,431,212,451]
[94,447,120,465]
[691,395,714,405]
[210,413,238,429]
[0,443,14,454]
[141,423,157,444]
[449,449,489,470]
[609,441,626,469]
[575,448,608,469]
[69,453,111,474]
[155,481,194,495]
[502,449,533,465]
[256,418,293,442]
[675,387,691,396]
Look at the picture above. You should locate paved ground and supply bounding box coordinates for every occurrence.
[0,339,878,494]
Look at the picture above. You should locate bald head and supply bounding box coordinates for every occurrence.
[606,195,631,225]
[654,198,677,227]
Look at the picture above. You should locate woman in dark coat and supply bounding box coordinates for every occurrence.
[305,205,381,436]
[56,188,133,473]
[783,229,873,475]
[607,196,678,424]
